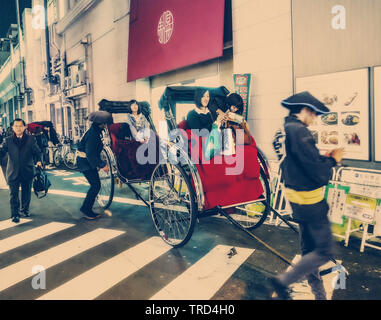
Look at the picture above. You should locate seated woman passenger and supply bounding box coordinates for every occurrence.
[126,100,150,143]
[186,89,215,133]
[225,93,252,145]
[187,89,228,132]
[186,89,230,160]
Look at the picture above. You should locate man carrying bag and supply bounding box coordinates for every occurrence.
[0,119,43,223]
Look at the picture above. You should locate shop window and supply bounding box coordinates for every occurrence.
[50,104,56,127]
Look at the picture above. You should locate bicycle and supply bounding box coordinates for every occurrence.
[53,136,77,169]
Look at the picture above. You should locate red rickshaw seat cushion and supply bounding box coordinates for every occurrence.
[108,123,157,180]
[180,126,264,210]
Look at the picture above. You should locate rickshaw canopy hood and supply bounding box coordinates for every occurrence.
[158,86,230,112]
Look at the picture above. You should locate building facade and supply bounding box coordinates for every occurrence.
[1,0,380,168]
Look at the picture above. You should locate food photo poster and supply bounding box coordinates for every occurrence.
[296,68,369,161]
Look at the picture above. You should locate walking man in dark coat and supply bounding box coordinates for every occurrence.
[0,119,43,223]
[270,92,344,300]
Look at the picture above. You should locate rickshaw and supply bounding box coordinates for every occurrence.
[96,86,271,248]
[27,122,51,166]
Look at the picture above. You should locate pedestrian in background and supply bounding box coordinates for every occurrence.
[270,92,344,300]
[0,125,4,144]
[76,111,112,220]
[0,119,43,223]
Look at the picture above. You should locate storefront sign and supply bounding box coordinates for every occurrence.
[344,194,377,224]
[233,74,251,120]
[296,69,369,161]
[127,0,225,82]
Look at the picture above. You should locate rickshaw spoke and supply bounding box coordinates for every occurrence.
[229,167,270,230]
[149,162,196,247]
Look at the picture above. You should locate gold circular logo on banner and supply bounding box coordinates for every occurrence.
[158,11,174,44]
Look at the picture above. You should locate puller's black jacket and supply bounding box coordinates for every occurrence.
[76,124,106,172]
[280,115,336,191]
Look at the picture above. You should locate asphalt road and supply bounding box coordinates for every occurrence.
[0,167,380,301]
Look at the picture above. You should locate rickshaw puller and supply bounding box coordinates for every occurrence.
[270,91,344,300]
[77,111,112,220]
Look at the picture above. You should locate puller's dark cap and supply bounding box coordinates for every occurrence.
[88,111,113,124]
[281,91,330,115]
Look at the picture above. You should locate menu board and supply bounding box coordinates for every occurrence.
[296,69,369,160]
[375,66,381,162]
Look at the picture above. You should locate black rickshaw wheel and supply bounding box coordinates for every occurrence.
[96,149,115,210]
[229,167,271,230]
[149,163,197,248]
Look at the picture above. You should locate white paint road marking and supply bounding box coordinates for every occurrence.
[0,228,124,292]
[0,222,74,254]
[0,219,32,232]
[150,245,254,300]
[49,189,145,206]
[38,237,171,300]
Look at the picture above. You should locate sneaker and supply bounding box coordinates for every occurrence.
[21,210,30,217]
[12,216,20,223]
[81,209,101,220]
[269,277,292,300]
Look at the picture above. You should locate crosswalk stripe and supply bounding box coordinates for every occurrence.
[0,219,32,232]
[38,237,171,300]
[0,228,124,292]
[49,189,146,206]
[150,245,254,300]
[0,222,74,254]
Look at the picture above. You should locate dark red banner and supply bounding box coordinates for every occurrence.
[127,0,225,82]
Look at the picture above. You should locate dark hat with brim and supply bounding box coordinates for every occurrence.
[281,91,330,115]
[88,111,113,124]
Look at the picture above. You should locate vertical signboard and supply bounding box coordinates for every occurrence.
[296,69,369,160]
[233,74,251,120]
[375,66,381,162]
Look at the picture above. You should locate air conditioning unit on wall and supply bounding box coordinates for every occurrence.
[73,70,86,88]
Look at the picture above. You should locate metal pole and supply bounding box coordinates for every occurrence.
[15,0,25,95]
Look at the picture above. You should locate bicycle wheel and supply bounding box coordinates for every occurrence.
[229,167,271,230]
[96,149,114,210]
[149,163,197,248]
[53,148,63,167]
[63,150,77,170]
